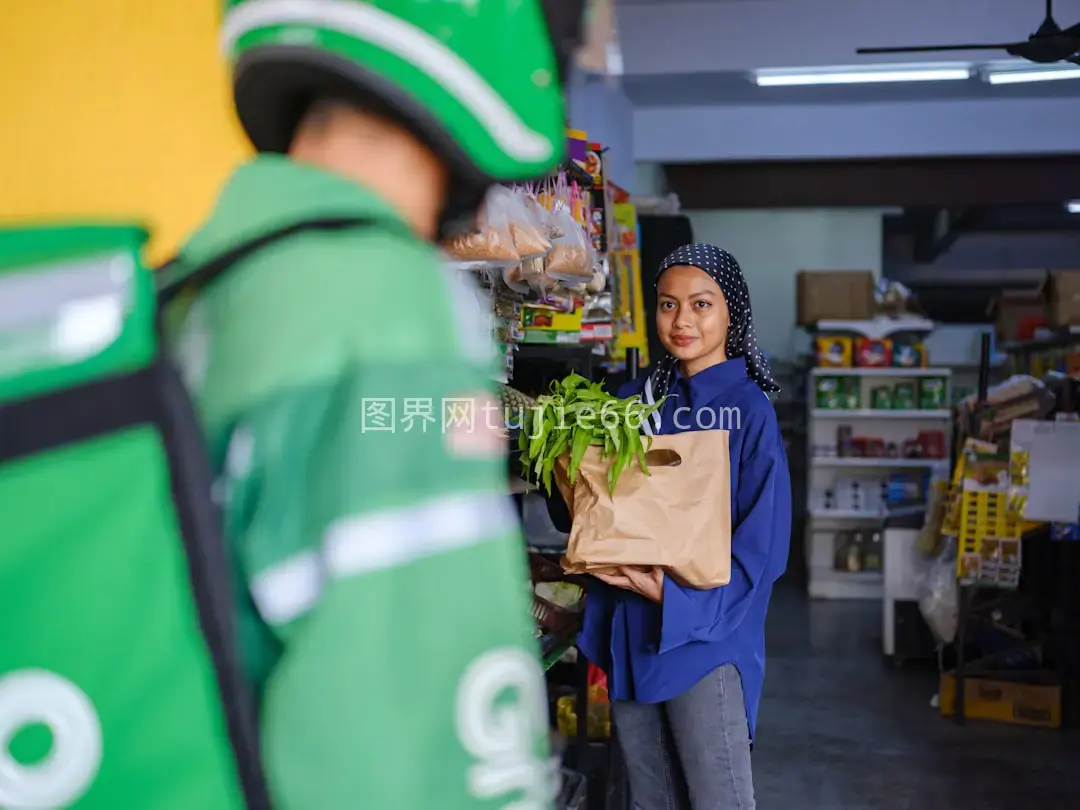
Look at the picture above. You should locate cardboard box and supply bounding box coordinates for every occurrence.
[939,671,1062,729]
[1048,270,1080,327]
[796,271,875,326]
[987,287,1048,343]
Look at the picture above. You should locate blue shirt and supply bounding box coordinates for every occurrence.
[576,357,791,742]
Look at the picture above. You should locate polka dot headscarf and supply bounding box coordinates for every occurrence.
[645,243,781,406]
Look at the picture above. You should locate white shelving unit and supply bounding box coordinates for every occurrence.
[806,360,952,601]
[882,528,922,657]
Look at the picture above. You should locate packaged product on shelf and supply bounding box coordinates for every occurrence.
[580,292,614,341]
[834,531,862,572]
[830,528,883,573]
[583,292,613,322]
[1007,419,1034,514]
[854,437,887,457]
[855,337,892,367]
[502,262,529,293]
[518,256,559,293]
[522,303,583,333]
[891,336,927,367]
[815,336,852,367]
[815,376,843,409]
[862,531,883,572]
[893,381,917,410]
[443,187,519,263]
[956,441,1022,588]
[836,424,854,457]
[505,188,552,259]
[840,376,861,409]
[544,206,593,281]
[585,266,607,293]
[885,472,926,505]
[535,286,577,313]
[1067,350,1080,378]
[493,298,522,320]
[917,430,947,459]
[918,376,947,410]
[871,385,893,410]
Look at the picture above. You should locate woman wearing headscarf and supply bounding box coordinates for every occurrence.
[550,244,791,809]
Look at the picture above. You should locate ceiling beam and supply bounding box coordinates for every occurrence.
[664,155,1080,210]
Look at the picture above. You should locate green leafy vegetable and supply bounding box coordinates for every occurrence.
[518,372,665,496]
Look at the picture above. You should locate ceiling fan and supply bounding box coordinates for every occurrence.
[856,0,1080,64]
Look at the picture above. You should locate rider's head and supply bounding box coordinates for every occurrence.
[221,0,589,235]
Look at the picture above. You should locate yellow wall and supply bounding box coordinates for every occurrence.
[0,1,252,263]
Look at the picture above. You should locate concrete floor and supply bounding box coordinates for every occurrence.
[753,582,1080,810]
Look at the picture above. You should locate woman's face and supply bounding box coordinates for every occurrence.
[656,264,729,374]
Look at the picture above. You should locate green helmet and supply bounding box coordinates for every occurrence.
[221,0,586,204]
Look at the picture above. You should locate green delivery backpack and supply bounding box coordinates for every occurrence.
[0,224,272,810]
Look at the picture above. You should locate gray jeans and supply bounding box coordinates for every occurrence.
[611,664,755,810]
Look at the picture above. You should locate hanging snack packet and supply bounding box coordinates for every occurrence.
[505,187,552,260]
[443,187,520,264]
[520,256,557,293]
[586,266,608,294]
[544,206,593,281]
[503,262,529,293]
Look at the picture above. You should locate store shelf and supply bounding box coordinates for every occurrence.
[810,504,927,520]
[810,457,949,470]
[811,317,935,340]
[811,408,951,420]
[1000,325,1080,354]
[805,327,952,602]
[808,568,884,600]
[810,366,952,378]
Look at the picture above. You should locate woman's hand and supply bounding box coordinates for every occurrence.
[593,566,665,602]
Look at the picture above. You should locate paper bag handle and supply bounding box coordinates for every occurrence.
[644,448,682,468]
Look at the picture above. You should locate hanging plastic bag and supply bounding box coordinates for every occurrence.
[544,205,593,282]
[443,187,520,264]
[509,189,553,260]
[916,539,958,644]
[502,263,529,294]
[520,256,557,293]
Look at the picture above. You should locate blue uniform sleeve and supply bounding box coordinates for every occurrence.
[658,414,791,654]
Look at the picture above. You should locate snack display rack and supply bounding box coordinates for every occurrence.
[1001,325,1080,378]
[477,129,641,806]
[804,318,953,601]
[913,330,1080,729]
[442,129,647,392]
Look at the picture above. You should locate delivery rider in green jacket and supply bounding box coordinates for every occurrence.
[159,1,589,807]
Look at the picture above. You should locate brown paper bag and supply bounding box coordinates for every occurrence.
[555,431,732,588]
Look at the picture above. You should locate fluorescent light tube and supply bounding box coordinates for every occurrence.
[986,66,1080,84]
[753,66,972,87]
[1066,200,1080,214]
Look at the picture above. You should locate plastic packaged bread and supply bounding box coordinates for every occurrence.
[544,206,593,281]
[443,187,520,263]
[507,189,552,259]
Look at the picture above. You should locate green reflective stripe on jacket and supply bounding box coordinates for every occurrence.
[252,490,519,625]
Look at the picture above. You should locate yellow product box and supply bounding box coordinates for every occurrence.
[522,306,584,332]
[815,336,854,367]
[939,671,1061,729]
